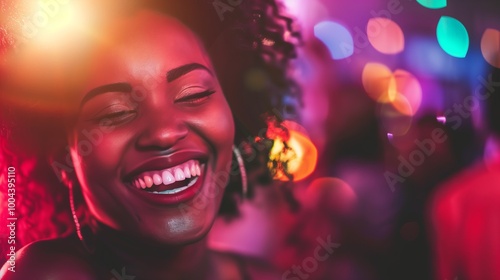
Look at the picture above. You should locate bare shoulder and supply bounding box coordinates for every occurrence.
[0,235,97,280]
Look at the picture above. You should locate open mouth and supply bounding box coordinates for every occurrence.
[129,159,204,195]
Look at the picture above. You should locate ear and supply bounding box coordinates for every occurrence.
[48,148,76,188]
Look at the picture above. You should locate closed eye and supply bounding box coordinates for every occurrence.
[175,90,216,104]
[91,110,137,126]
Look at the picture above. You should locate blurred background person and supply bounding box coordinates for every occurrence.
[429,66,500,280]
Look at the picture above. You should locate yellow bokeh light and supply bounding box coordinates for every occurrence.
[387,75,398,102]
[362,63,422,117]
[269,127,318,182]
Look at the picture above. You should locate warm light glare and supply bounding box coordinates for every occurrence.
[362,63,422,116]
[481,28,500,68]
[314,21,354,60]
[436,16,469,58]
[24,1,90,48]
[362,62,393,102]
[367,17,405,54]
[387,75,398,102]
[390,70,422,116]
[270,128,318,182]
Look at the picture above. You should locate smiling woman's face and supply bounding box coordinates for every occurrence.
[67,10,235,244]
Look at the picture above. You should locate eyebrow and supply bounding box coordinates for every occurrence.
[80,63,212,107]
[80,82,132,107]
[166,63,212,82]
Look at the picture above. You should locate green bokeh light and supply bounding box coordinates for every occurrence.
[417,0,447,9]
[436,16,469,58]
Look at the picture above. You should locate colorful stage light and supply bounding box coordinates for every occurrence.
[314,21,354,60]
[436,16,469,58]
[367,17,405,54]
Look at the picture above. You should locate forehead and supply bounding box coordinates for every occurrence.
[79,10,212,92]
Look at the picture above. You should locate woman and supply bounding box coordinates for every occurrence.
[0,0,299,278]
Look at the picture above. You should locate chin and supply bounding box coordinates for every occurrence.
[141,212,215,246]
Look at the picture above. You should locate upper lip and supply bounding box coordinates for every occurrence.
[122,150,208,182]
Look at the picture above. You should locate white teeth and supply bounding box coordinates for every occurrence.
[153,174,162,185]
[152,186,189,195]
[174,168,185,181]
[162,170,175,185]
[151,176,198,195]
[132,160,202,189]
[190,164,197,177]
[144,176,153,188]
[139,178,146,189]
[183,166,191,179]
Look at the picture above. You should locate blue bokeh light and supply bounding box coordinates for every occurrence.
[314,21,354,60]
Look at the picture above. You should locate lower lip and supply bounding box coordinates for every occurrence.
[128,164,206,206]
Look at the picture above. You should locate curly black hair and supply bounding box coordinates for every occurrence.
[0,0,301,255]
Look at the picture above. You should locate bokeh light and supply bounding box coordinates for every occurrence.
[436,16,469,58]
[362,62,393,102]
[405,36,461,79]
[416,0,447,9]
[387,133,394,142]
[367,17,405,54]
[390,69,422,116]
[314,21,354,60]
[362,63,422,116]
[270,122,318,182]
[436,115,447,124]
[378,102,413,136]
[481,28,500,68]
[391,93,414,117]
[305,177,357,214]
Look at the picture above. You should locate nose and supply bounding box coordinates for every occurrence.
[135,111,188,151]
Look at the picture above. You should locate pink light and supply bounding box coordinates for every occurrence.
[387,133,394,142]
[367,17,405,55]
[436,116,447,124]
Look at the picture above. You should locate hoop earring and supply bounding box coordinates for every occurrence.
[233,145,248,198]
[69,185,95,254]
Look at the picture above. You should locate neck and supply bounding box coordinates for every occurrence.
[92,222,214,279]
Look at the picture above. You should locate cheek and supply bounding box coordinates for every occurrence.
[70,128,130,184]
[198,97,235,149]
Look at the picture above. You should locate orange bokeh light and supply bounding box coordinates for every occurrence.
[362,63,422,117]
[362,62,393,102]
[270,123,318,182]
[390,69,422,116]
[481,28,500,68]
